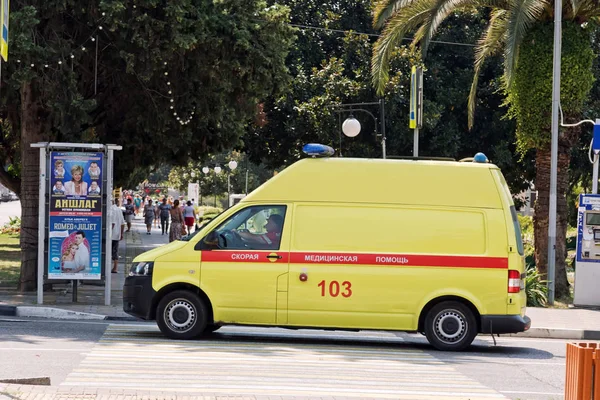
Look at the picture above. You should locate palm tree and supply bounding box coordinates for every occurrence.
[371,0,597,299]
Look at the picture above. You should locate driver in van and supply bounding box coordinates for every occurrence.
[237,214,283,249]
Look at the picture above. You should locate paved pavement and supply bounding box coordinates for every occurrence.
[0,216,166,319]
[0,210,599,339]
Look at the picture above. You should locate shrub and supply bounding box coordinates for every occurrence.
[0,216,21,236]
[525,264,548,307]
[196,206,223,219]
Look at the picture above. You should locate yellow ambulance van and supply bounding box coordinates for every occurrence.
[123,145,530,351]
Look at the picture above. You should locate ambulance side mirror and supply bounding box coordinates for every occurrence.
[195,231,220,251]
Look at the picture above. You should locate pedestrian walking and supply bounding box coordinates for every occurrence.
[110,198,125,273]
[143,199,154,235]
[134,194,142,216]
[169,199,185,242]
[153,201,161,229]
[124,198,135,232]
[159,198,172,235]
[183,200,196,235]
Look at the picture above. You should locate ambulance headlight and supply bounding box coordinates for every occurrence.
[129,262,154,277]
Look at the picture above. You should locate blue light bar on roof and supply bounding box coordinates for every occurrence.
[473,152,489,163]
[302,143,335,157]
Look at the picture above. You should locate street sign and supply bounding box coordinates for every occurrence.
[0,0,9,61]
[593,119,600,153]
[409,66,423,129]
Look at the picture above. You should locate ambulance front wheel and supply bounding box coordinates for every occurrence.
[424,301,477,351]
[157,290,207,340]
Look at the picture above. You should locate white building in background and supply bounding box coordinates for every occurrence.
[514,185,536,217]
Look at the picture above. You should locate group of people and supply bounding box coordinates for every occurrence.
[106,193,202,274]
[122,194,199,243]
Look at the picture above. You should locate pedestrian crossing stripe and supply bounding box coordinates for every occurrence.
[60,325,506,399]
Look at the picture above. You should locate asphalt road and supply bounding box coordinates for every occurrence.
[0,317,570,399]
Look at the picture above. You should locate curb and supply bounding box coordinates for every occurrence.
[512,327,600,340]
[0,304,16,316]
[15,306,107,320]
[0,305,139,321]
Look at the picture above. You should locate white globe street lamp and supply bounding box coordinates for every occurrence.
[214,166,222,174]
[202,166,209,174]
[190,171,195,178]
[342,117,361,138]
[228,160,238,170]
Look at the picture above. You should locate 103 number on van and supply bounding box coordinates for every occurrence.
[317,280,352,297]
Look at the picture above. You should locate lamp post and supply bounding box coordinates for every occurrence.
[327,99,386,159]
[227,160,238,207]
[202,166,209,206]
[547,0,562,305]
[190,171,200,205]
[201,160,238,208]
[213,165,221,207]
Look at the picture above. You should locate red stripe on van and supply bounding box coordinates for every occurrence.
[201,251,290,263]
[201,250,507,269]
[291,252,508,269]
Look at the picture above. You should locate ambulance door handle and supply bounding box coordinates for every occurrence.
[266,254,282,260]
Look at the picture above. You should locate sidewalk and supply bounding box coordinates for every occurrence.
[0,218,599,339]
[0,216,167,319]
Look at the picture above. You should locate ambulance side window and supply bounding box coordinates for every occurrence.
[202,205,286,251]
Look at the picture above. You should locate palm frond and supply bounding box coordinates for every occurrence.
[476,0,513,10]
[570,0,600,17]
[569,0,584,16]
[373,0,419,29]
[416,0,481,55]
[468,9,508,129]
[504,0,548,87]
[371,2,433,94]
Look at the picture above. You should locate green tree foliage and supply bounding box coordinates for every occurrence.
[0,0,293,290]
[508,23,595,152]
[246,4,533,201]
[371,0,599,299]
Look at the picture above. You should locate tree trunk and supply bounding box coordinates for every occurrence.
[533,136,573,300]
[18,82,49,292]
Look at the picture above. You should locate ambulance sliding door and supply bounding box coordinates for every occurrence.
[287,203,412,330]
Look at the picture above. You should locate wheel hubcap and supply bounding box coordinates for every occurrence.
[434,310,467,344]
[164,299,196,333]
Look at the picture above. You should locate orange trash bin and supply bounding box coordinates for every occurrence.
[565,342,599,400]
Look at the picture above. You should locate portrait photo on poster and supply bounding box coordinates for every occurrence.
[48,152,104,280]
[59,231,90,273]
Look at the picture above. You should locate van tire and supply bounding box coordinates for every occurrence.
[157,290,207,340]
[424,301,477,351]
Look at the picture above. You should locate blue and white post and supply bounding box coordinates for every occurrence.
[592,119,600,194]
[573,119,600,306]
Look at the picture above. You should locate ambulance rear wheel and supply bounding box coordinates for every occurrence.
[157,290,207,340]
[424,301,477,351]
